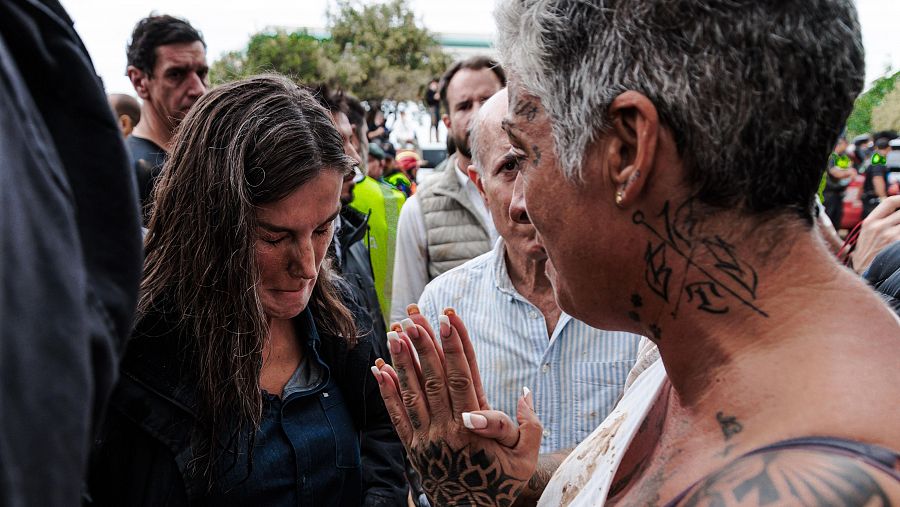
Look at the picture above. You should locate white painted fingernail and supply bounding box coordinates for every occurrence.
[401,318,418,337]
[523,386,531,399]
[387,331,401,355]
[371,365,380,376]
[462,412,488,430]
[438,314,451,337]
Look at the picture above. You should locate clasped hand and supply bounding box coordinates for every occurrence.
[371,305,543,506]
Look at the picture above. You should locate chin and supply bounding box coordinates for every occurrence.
[263,289,312,320]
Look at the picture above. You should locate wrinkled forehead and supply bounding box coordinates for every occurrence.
[153,41,207,71]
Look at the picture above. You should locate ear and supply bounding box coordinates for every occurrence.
[118,114,132,132]
[442,113,451,130]
[127,66,150,100]
[604,91,659,207]
[466,164,487,201]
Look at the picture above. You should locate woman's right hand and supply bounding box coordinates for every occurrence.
[372,306,543,507]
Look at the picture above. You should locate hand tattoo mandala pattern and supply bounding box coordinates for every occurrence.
[411,442,526,507]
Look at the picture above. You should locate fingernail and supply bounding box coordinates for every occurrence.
[401,318,418,338]
[406,303,420,316]
[462,412,488,430]
[387,331,402,355]
[438,314,451,338]
[443,307,456,317]
[375,358,386,369]
[390,322,402,333]
[523,386,531,399]
[370,366,383,384]
[524,386,534,409]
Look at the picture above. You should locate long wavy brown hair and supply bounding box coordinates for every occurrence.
[138,74,357,482]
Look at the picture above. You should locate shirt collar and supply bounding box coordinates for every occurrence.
[491,237,520,300]
[490,237,575,334]
[454,159,472,190]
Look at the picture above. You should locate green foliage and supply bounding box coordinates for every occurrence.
[846,70,900,137]
[871,79,900,133]
[209,0,452,104]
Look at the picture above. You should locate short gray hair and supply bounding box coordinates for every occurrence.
[495,0,864,218]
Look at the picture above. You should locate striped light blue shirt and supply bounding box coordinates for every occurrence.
[418,239,641,453]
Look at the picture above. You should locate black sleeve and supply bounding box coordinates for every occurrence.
[0,1,142,505]
[86,399,188,507]
[332,281,409,506]
[358,343,409,506]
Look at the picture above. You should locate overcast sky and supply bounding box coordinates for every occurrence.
[61,0,899,96]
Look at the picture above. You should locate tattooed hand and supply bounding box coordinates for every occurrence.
[372,306,543,506]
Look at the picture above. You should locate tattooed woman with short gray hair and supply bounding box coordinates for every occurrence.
[371,0,900,505]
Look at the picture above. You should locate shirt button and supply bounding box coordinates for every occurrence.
[322,392,329,398]
[541,364,550,373]
[529,311,539,319]
[542,429,551,438]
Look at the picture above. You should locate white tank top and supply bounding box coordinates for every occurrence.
[538,358,666,506]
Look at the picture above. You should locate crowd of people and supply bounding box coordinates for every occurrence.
[1,0,899,506]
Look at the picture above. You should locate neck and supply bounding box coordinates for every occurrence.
[627,206,897,408]
[455,153,472,174]
[505,243,560,332]
[132,104,174,151]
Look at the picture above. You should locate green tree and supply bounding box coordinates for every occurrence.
[209,0,451,105]
[871,79,900,133]
[846,70,900,137]
[327,0,451,102]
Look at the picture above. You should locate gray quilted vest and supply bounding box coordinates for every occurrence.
[419,158,492,279]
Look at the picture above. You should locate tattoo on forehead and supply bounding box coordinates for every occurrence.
[513,99,539,122]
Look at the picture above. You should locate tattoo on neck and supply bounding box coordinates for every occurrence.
[531,145,542,167]
[410,442,527,506]
[716,411,743,441]
[633,199,769,319]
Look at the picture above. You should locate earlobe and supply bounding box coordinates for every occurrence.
[442,114,451,130]
[607,91,659,208]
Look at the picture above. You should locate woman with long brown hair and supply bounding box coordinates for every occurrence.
[87,75,406,506]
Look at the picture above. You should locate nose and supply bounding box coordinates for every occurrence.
[287,238,318,280]
[186,71,207,100]
[510,171,531,224]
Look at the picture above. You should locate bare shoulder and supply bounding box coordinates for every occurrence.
[674,447,900,506]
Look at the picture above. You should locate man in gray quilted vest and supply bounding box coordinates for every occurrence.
[389,57,506,323]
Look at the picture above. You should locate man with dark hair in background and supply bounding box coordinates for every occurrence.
[390,56,506,323]
[107,93,141,138]
[125,14,207,221]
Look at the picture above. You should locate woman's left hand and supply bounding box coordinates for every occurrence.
[371,306,543,507]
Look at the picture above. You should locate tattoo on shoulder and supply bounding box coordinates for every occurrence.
[411,442,527,507]
[677,450,894,506]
